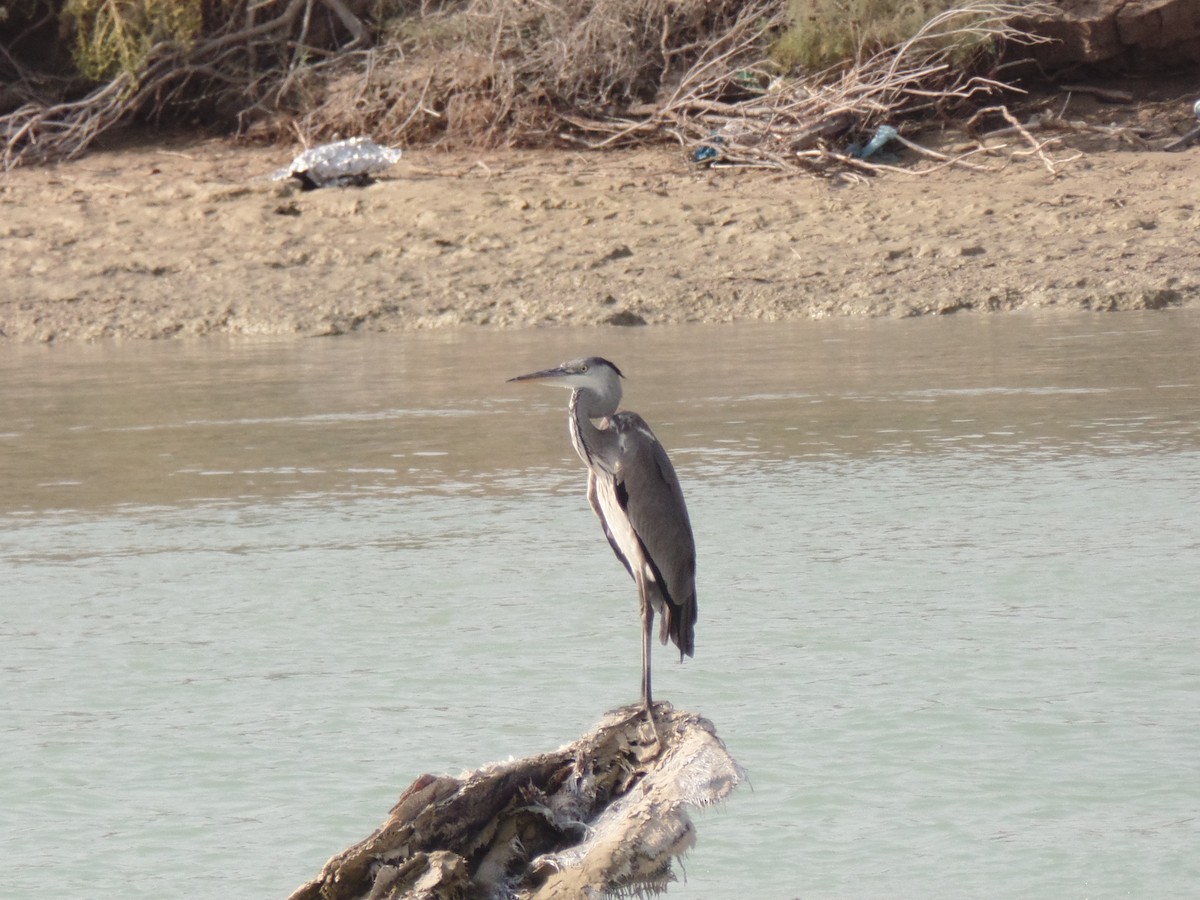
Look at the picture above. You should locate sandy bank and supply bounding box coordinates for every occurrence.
[2,138,1197,342]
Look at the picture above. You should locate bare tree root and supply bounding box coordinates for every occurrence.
[1,0,370,171]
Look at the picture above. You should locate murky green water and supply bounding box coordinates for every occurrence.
[3,312,1199,898]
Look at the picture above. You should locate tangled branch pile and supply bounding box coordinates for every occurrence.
[575,3,1059,173]
[1,0,1057,173]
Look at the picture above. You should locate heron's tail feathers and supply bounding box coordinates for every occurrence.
[660,591,696,660]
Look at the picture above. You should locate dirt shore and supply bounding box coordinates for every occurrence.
[2,135,1198,343]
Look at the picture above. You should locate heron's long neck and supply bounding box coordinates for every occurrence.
[569,388,618,469]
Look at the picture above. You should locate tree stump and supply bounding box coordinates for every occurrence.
[289,704,744,900]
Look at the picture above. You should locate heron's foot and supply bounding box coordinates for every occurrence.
[605,701,666,758]
[639,700,663,760]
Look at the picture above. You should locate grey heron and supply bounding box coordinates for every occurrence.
[508,357,697,724]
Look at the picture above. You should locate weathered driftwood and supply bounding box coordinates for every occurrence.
[288,704,744,900]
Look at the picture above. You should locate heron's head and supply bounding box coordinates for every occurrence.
[508,356,624,403]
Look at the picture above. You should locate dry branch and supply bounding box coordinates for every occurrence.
[288,705,744,900]
[965,104,1081,174]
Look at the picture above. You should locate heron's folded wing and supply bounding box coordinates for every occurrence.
[610,413,697,615]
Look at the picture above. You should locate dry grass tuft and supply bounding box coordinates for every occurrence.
[773,0,985,70]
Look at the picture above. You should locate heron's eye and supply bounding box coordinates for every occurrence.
[580,364,589,372]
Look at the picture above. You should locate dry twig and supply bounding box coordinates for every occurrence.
[966,105,1084,174]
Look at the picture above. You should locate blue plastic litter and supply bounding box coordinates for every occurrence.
[851,124,899,160]
[692,134,725,164]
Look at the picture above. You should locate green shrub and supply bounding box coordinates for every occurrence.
[774,0,974,70]
[67,0,203,82]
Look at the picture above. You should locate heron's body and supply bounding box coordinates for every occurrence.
[509,357,697,713]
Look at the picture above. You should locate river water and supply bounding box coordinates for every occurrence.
[2,312,1198,899]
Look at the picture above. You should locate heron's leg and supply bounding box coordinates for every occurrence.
[641,588,653,709]
[638,578,662,755]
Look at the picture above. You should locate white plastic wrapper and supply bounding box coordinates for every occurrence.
[271,136,402,188]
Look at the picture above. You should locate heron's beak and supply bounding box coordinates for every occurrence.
[507,365,569,384]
